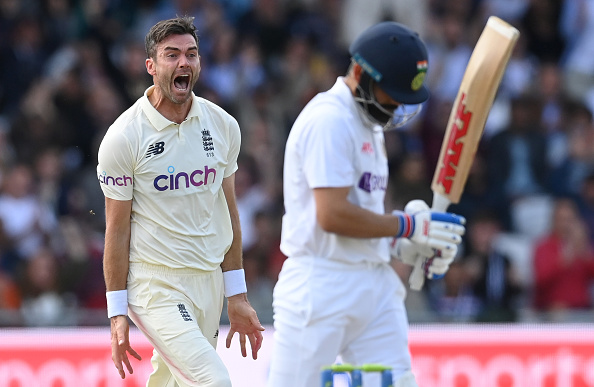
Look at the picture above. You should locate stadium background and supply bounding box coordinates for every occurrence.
[1,0,594,385]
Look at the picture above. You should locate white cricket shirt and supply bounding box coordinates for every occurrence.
[97,86,240,271]
[280,77,391,264]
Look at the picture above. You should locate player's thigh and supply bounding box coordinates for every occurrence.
[268,262,350,387]
[127,270,230,387]
[146,349,178,387]
[268,310,346,387]
[130,301,230,387]
[341,296,412,384]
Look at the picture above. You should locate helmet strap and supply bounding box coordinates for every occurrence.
[353,69,422,131]
[353,71,395,127]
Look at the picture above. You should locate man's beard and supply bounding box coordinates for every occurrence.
[354,72,397,127]
[159,76,193,104]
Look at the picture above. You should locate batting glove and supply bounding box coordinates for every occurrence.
[392,199,464,279]
[390,237,458,279]
[424,246,458,279]
[390,237,433,266]
[392,206,465,251]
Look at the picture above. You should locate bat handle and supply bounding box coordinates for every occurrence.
[409,258,425,291]
[408,193,452,291]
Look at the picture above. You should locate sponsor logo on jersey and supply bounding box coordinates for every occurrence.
[98,171,132,186]
[146,141,165,158]
[153,165,217,191]
[361,142,374,154]
[358,172,387,193]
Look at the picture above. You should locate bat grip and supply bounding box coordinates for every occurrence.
[409,257,425,291]
[408,193,451,291]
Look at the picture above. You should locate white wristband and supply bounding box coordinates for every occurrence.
[106,290,128,318]
[223,269,247,297]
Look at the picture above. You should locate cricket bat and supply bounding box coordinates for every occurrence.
[409,16,520,291]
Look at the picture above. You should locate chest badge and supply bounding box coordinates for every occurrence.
[202,129,214,156]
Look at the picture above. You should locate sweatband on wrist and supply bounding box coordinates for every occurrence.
[223,269,247,297]
[106,290,128,318]
[394,212,414,238]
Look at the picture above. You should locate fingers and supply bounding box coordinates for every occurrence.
[122,352,134,375]
[431,220,466,236]
[428,229,462,245]
[251,331,263,359]
[240,333,247,357]
[426,244,457,278]
[426,237,458,251]
[112,338,141,379]
[431,212,466,225]
[127,346,142,361]
[226,328,235,349]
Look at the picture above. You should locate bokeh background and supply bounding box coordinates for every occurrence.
[1,0,594,329]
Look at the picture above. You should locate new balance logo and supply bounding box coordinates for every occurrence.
[177,303,193,321]
[146,141,165,158]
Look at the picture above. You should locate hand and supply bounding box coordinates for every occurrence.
[110,315,142,379]
[391,237,458,279]
[390,237,433,266]
[226,293,265,359]
[423,243,458,279]
[393,205,465,251]
[394,199,463,279]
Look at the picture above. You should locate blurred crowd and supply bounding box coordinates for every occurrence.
[1,0,594,326]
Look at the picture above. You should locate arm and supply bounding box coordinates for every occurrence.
[313,187,399,237]
[221,174,264,359]
[313,187,464,250]
[104,198,132,292]
[104,197,141,378]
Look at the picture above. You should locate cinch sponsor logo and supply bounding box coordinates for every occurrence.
[358,172,387,193]
[435,92,473,194]
[153,165,216,191]
[98,172,132,186]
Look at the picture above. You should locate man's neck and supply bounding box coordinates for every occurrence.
[148,86,192,124]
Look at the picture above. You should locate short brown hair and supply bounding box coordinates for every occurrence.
[145,16,199,59]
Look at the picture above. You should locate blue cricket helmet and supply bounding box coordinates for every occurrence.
[349,22,429,105]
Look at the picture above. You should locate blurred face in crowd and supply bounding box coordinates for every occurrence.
[146,33,201,105]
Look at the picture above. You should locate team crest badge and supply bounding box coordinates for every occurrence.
[411,60,428,91]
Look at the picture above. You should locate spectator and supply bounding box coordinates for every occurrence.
[577,172,594,244]
[533,198,594,315]
[463,210,524,322]
[0,164,57,261]
[427,260,480,323]
[425,11,472,102]
[236,154,270,251]
[16,246,78,326]
[388,152,432,211]
[486,93,550,230]
[550,113,594,197]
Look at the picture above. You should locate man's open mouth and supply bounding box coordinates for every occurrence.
[174,75,190,91]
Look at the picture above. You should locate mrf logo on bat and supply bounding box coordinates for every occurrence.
[435,93,473,194]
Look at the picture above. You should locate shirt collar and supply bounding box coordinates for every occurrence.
[140,85,200,131]
[332,77,379,130]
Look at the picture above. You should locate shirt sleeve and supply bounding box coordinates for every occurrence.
[300,108,355,189]
[224,116,241,178]
[97,128,135,201]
